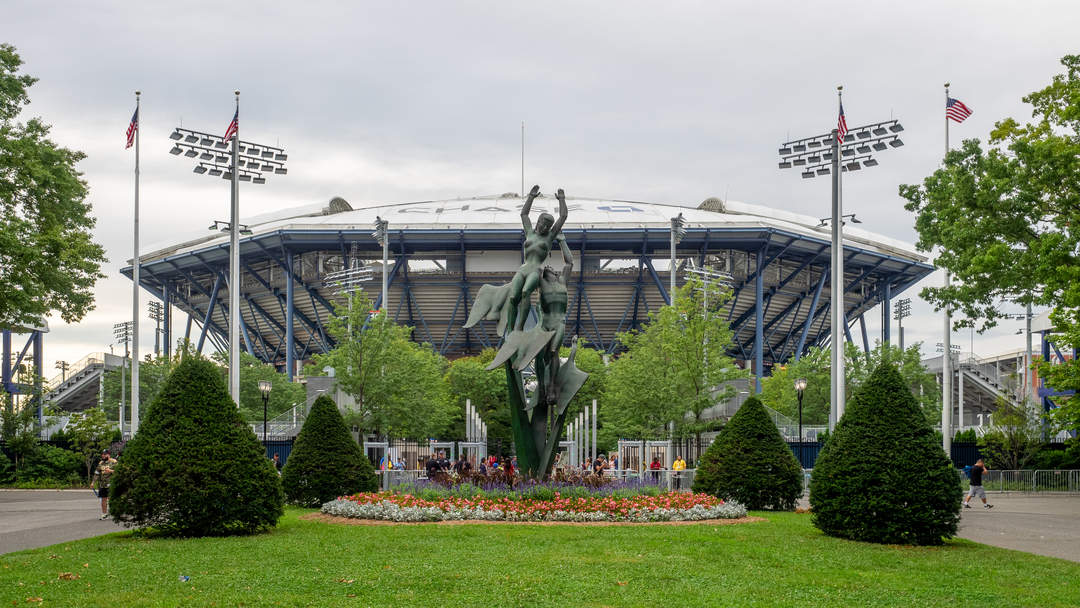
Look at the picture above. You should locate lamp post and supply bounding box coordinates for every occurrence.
[259,379,272,442]
[147,301,163,358]
[779,90,905,431]
[893,298,912,352]
[113,321,133,436]
[55,360,69,383]
[794,377,807,466]
[167,93,289,404]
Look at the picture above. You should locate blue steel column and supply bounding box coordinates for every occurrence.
[795,268,828,361]
[881,280,892,346]
[753,245,765,393]
[285,250,295,382]
[162,281,171,359]
[33,330,43,425]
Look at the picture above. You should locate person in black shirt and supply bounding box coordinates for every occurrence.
[437,451,451,473]
[425,454,441,478]
[963,458,993,509]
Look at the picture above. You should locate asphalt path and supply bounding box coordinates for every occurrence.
[0,490,124,555]
[956,494,1080,562]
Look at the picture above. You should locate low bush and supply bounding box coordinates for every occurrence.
[810,363,962,546]
[391,475,665,502]
[16,444,83,485]
[109,356,284,536]
[281,395,377,507]
[692,396,802,510]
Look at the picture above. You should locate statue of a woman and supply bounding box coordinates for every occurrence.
[531,233,573,407]
[509,185,568,331]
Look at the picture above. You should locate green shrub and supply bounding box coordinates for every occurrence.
[1027,439,1080,469]
[281,395,376,506]
[0,450,13,484]
[810,363,962,546]
[17,444,82,484]
[953,428,977,443]
[108,356,284,536]
[692,396,802,510]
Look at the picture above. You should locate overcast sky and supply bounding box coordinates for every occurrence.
[7,1,1078,380]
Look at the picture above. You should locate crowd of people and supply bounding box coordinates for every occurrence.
[369,449,693,479]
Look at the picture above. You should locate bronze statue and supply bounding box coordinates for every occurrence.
[463,185,588,479]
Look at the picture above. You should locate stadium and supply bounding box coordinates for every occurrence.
[120,192,934,390]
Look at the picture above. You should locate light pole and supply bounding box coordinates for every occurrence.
[259,379,272,442]
[779,89,905,431]
[167,93,289,405]
[148,301,164,358]
[670,213,686,303]
[372,217,390,312]
[893,298,912,352]
[1004,304,1034,410]
[55,360,69,384]
[683,265,734,388]
[323,251,374,334]
[794,377,807,464]
[113,321,133,435]
[937,340,960,451]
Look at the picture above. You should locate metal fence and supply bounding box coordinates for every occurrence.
[373,467,700,492]
[960,469,1080,494]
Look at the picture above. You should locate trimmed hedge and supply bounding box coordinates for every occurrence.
[108,356,284,536]
[692,396,802,510]
[810,363,962,545]
[281,395,377,507]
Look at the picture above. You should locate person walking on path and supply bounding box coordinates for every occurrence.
[963,458,993,510]
[92,451,117,520]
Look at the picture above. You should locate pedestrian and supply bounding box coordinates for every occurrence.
[649,455,663,483]
[672,455,686,490]
[592,454,606,477]
[271,453,282,474]
[93,450,116,520]
[425,452,441,478]
[437,450,451,473]
[963,458,993,510]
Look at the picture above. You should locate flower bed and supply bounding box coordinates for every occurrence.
[322,491,747,523]
[391,474,666,502]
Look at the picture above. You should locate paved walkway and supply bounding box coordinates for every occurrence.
[956,494,1080,562]
[0,490,124,555]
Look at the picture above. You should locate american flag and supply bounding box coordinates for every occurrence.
[125,107,138,149]
[837,102,848,144]
[222,107,238,142]
[946,97,973,123]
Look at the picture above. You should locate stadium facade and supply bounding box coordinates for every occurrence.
[122,193,934,389]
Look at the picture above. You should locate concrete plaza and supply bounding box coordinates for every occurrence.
[0,490,123,555]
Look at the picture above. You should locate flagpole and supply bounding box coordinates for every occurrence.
[942,82,952,455]
[229,90,241,405]
[131,90,141,436]
[830,85,845,431]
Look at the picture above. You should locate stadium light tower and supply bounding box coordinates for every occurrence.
[778,86,904,431]
[372,217,390,311]
[669,213,687,303]
[114,321,133,435]
[323,250,374,333]
[167,91,289,404]
[147,301,164,358]
[893,298,912,351]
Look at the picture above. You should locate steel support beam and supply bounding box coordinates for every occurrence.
[285,250,295,381]
[197,274,223,353]
[754,244,765,392]
[794,268,828,360]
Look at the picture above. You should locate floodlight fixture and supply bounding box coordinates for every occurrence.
[872,126,887,136]
[214,140,228,149]
[239,173,251,182]
[670,213,687,243]
[779,146,792,155]
[889,138,904,147]
[169,145,183,155]
[847,161,861,171]
[208,167,223,176]
[247,147,260,156]
[200,151,213,160]
[843,133,854,142]
[261,149,274,158]
[184,133,198,143]
[873,141,887,151]
[216,155,228,163]
[856,144,871,154]
[252,176,266,184]
[778,161,792,169]
[222,171,232,180]
[274,153,287,161]
[841,148,854,157]
[808,140,822,148]
[889,123,904,133]
[274,167,287,175]
[808,154,821,163]
[200,137,213,146]
[863,158,879,167]
[816,167,830,176]
[261,163,274,171]
[793,144,806,152]
[801,170,815,179]
[857,130,871,139]
[793,158,806,166]
[193,165,208,174]
[169,131,183,141]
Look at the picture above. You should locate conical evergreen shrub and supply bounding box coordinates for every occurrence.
[281,395,377,506]
[810,363,962,545]
[692,396,802,510]
[109,356,284,536]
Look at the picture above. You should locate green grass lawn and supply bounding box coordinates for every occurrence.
[2,508,1077,607]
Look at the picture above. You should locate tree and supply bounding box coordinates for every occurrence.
[66,407,112,481]
[0,393,37,473]
[100,354,175,423]
[810,364,962,546]
[308,289,451,439]
[281,395,377,506]
[899,55,1080,430]
[0,43,105,329]
[211,352,306,423]
[604,279,747,441]
[444,349,512,450]
[978,398,1044,470]
[108,356,283,536]
[761,343,941,426]
[692,396,802,510]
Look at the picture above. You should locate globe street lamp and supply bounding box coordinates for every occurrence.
[259,379,272,442]
[794,378,807,465]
